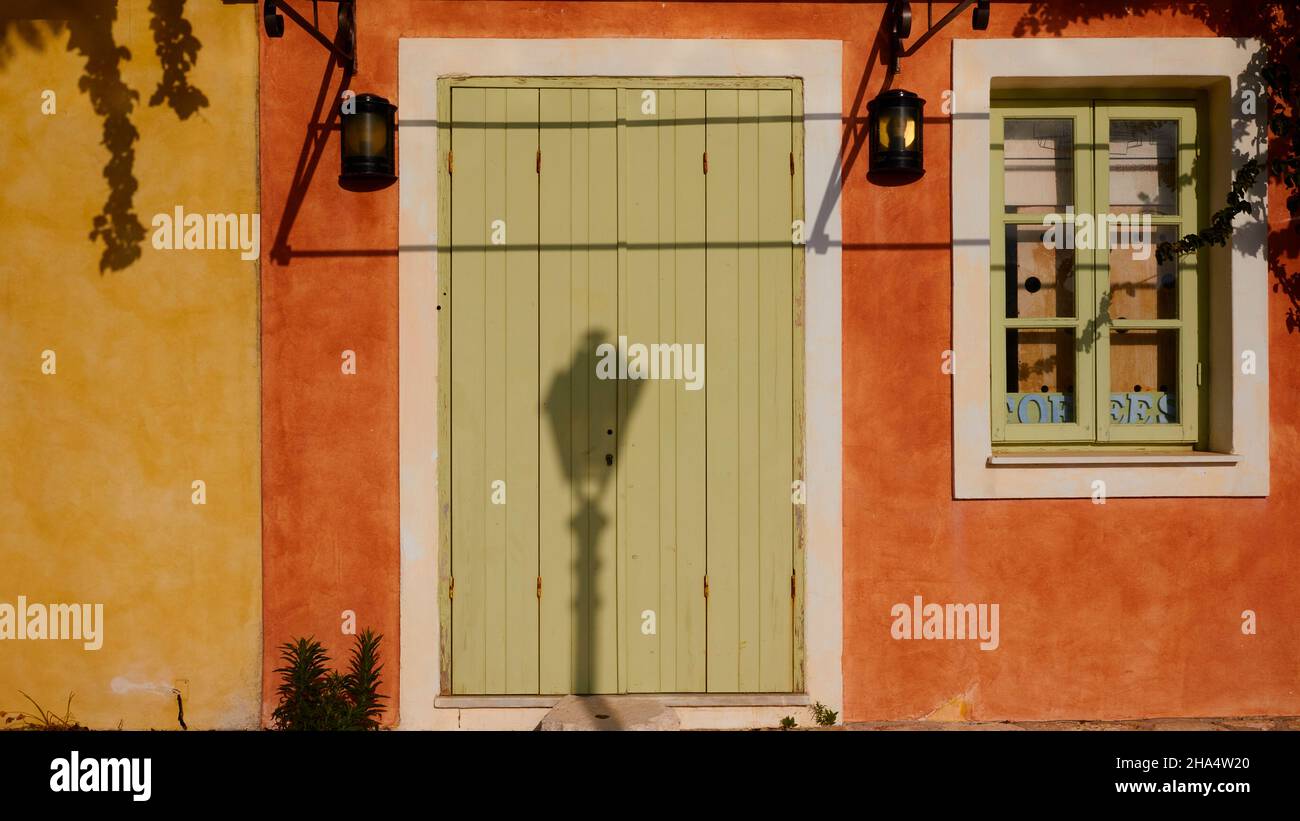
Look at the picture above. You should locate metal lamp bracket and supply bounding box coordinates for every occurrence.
[888,0,913,76]
[889,0,990,75]
[264,0,358,71]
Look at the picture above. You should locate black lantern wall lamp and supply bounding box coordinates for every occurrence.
[264,1,397,186]
[868,0,990,181]
[867,88,925,179]
[340,93,396,182]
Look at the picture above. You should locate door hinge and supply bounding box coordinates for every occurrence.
[789,152,795,176]
[703,151,708,175]
[536,576,543,599]
[791,572,797,599]
[703,575,709,599]
[447,151,453,175]
[536,149,541,174]
[448,576,455,600]
[1197,361,1203,387]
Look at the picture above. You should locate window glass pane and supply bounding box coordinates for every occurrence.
[1004,328,1076,424]
[1109,328,1179,423]
[1109,119,1178,215]
[1004,119,1073,214]
[1005,224,1075,318]
[1107,224,1179,320]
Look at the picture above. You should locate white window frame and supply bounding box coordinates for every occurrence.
[952,38,1269,499]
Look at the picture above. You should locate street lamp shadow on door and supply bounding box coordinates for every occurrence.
[542,329,646,696]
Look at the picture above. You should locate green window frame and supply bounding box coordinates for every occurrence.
[990,97,1206,448]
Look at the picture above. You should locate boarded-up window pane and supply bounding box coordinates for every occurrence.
[1005,224,1075,318]
[1005,328,1076,424]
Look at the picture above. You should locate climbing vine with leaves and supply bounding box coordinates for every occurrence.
[1156,49,1298,264]
[1015,2,1300,329]
[0,0,206,272]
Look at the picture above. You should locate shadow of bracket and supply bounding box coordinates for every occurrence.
[264,0,356,71]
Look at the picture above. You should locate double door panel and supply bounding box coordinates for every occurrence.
[447,83,798,695]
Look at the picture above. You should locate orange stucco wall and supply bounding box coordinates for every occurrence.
[259,1,1300,723]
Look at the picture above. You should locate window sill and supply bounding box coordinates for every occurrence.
[988,452,1240,467]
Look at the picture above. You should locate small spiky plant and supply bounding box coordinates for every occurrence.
[811,701,838,727]
[343,629,385,730]
[272,630,386,730]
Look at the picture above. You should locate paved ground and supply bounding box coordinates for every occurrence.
[539,695,680,731]
[838,716,1300,731]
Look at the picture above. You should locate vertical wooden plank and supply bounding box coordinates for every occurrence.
[735,89,762,691]
[436,81,454,695]
[449,87,488,694]
[538,87,576,694]
[482,87,508,693]
[564,88,595,691]
[790,81,807,693]
[705,88,741,692]
[655,89,678,692]
[570,89,597,692]
[757,89,794,691]
[503,88,540,693]
[615,89,629,694]
[673,88,708,693]
[588,88,621,694]
[623,85,662,693]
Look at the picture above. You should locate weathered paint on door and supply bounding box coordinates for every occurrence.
[445,79,801,695]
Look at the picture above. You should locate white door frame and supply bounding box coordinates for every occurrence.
[397,38,843,730]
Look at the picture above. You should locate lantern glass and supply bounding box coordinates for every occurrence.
[340,93,396,183]
[343,111,389,156]
[877,111,917,151]
[868,89,925,178]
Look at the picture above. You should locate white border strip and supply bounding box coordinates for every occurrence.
[398,38,843,729]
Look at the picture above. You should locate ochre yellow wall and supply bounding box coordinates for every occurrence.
[0,2,260,729]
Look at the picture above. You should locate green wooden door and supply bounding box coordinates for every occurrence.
[445,79,800,695]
